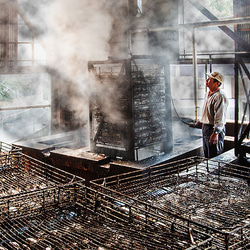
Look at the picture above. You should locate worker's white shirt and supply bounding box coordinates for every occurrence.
[201,90,228,133]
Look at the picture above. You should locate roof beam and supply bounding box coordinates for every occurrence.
[131,16,250,32]
[187,0,250,51]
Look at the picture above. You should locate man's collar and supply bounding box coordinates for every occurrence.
[208,89,220,96]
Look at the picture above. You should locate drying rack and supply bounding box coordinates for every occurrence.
[0,141,85,198]
[0,183,213,249]
[90,156,250,249]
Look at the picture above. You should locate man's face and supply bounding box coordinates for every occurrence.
[206,77,219,92]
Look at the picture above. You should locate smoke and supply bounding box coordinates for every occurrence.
[0,0,234,150]
[45,0,113,74]
[41,0,115,125]
[0,0,120,143]
[18,0,51,37]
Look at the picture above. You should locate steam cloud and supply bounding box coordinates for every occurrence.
[1,0,118,142]
[1,0,234,147]
[43,0,115,124]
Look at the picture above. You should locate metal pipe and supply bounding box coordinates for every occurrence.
[5,3,10,69]
[188,0,250,51]
[180,51,250,56]
[192,29,198,121]
[130,16,250,33]
[0,104,51,111]
[235,56,239,156]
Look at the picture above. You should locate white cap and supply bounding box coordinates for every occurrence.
[206,72,224,84]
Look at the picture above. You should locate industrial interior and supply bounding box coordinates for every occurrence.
[0,0,250,249]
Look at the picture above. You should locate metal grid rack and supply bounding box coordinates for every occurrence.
[0,141,22,167]
[88,56,173,161]
[0,150,84,197]
[0,184,212,250]
[90,156,250,249]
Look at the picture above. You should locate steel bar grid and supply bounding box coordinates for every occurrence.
[0,184,213,250]
[90,156,250,249]
[0,141,22,167]
[0,182,82,220]
[0,151,84,198]
[88,57,173,161]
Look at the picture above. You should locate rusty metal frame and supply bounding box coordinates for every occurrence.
[88,56,173,161]
[187,0,250,51]
[0,183,214,249]
[90,156,250,249]
[235,54,250,158]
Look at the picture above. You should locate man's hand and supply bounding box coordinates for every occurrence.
[209,132,218,145]
[194,120,202,129]
[195,121,201,126]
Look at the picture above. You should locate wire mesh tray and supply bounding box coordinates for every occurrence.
[0,184,213,250]
[0,151,84,197]
[90,156,250,249]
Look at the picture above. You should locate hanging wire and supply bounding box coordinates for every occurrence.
[171,98,195,125]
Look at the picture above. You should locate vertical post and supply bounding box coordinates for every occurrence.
[88,63,95,153]
[7,199,10,217]
[43,190,45,210]
[225,233,229,250]
[249,89,250,125]
[125,59,135,160]
[147,167,152,187]
[5,3,10,69]
[218,162,221,185]
[129,205,132,223]
[32,35,35,66]
[10,0,18,68]
[195,162,198,182]
[209,55,213,72]
[14,3,18,68]
[73,183,77,205]
[235,56,239,156]
[164,62,173,152]
[180,0,185,55]
[117,175,120,187]
[128,30,132,56]
[192,28,198,121]
[145,204,148,225]
[1,118,3,137]
[204,63,208,98]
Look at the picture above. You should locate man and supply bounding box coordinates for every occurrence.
[198,72,228,158]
